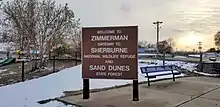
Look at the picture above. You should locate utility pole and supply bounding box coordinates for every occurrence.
[198,41,203,72]
[153,21,163,58]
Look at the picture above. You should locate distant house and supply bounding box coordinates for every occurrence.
[189,52,218,58]
[145,47,157,53]
[203,52,217,58]
[138,47,145,53]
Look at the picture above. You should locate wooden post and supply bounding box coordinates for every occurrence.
[53,56,55,72]
[22,61,25,82]
[83,79,90,99]
[133,80,139,101]
[171,70,175,81]
[199,52,203,72]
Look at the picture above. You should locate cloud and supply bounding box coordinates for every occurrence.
[9,0,220,49]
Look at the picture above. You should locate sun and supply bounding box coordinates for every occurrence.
[176,32,203,50]
[184,32,201,45]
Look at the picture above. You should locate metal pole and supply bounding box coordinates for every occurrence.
[22,61,25,82]
[53,56,55,72]
[83,79,90,99]
[133,80,139,101]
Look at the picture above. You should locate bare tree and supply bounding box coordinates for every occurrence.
[37,1,79,59]
[138,40,148,48]
[1,0,80,67]
[214,31,220,47]
[72,27,81,51]
[167,37,175,48]
[2,0,38,57]
[158,40,173,54]
[0,0,3,7]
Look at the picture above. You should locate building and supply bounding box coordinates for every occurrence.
[138,47,145,53]
[145,47,157,53]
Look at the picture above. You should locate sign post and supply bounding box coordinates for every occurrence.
[82,26,138,100]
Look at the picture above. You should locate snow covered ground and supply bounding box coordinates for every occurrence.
[174,56,187,59]
[0,69,7,73]
[0,59,196,107]
[138,53,157,56]
[188,54,200,58]
[193,71,219,77]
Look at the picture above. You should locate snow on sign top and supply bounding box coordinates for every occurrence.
[82,26,138,80]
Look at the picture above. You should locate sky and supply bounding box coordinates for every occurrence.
[3,0,220,51]
[54,0,220,51]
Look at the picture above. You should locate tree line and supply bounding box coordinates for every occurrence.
[138,37,175,54]
[0,0,81,59]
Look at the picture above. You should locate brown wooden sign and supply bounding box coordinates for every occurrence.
[82,26,138,80]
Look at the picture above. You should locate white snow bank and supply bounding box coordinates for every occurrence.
[174,56,187,59]
[138,53,157,56]
[0,60,196,107]
[0,69,7,73]
[193,71,219,77]
[188,54,200,58]
[138,59,197,72]
[42,101,75,107]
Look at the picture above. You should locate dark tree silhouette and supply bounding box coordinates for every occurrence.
[207,48,216,52]
[158,40,173,54]
[214,31,220,47]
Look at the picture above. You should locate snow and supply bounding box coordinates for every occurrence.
[193,71,219,77]
[189,53,218,58]
[138,53,157,56]
[0,69,7,73]
[188,54,200,58]
[0,59,196,107]
[42,101,75,107]
[174,56,187,59]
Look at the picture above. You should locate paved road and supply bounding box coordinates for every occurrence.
[59,77,220,107]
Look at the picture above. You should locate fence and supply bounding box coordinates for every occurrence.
[0,51,81,86]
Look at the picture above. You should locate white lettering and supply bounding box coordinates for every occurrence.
[107,72,123,77]
[89,65,106,71]
[84,55,101,58]
[91,48,128,54]
[120,55,135,59]
[91,36,95,41]
[116,30,122,34]
[97,42,114,46]
[102,55,119,58]
[91,35,128,41]
[108,65,130,72]
[105,60,114,64]
[96,72,106,76]
[97,30,115,34]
